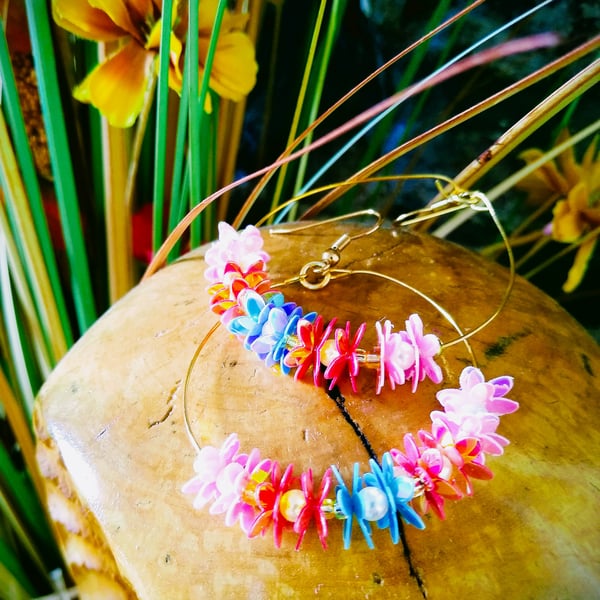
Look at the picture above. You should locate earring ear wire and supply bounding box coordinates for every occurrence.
[270,209,384,290]
[392,182,485,228]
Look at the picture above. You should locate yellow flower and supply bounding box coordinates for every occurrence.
[53,0,257,128]
[517,131,600,292]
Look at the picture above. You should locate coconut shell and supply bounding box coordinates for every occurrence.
[34,225,600,599]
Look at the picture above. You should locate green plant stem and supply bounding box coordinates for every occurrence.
[0,238,34,411]
[0,112,65,369]
[361,0,453,169]
[305,37,600,219]
[523,226,600,281]
[215,0,263,220]
[202,101,217,242]
[288,0,347,221]
[269,0,329,216]
[0,545,34,598]
[481,230,546,256]
[187,0,200,246]
[125,75,157,214]
[0,23,72,352]
[152,0,174,253]
[515,235,552,270]
[434,113,600,237]
[102,118,133,304]
[190,0,227,246]
[24,0,96,332]
[256,0,283,167]
[482,195,558,261]
[0,486,50,590]
[0,204,52,383]
[510,194,559,239]
[232,0,487,228]
[167,67,190,246]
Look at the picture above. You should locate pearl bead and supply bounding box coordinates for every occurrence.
[395,341,415,370]
[358,486,389,521]
[394,476,415,501]
[280,489,306,523]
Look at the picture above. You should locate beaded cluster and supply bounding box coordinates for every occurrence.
[183,222,519,550]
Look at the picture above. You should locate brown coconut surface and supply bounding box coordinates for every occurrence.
[34,225,600,599]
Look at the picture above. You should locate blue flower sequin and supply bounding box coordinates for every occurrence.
[363,452,425,544]
[331,463,375,549]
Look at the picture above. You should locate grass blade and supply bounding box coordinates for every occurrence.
[269,0,328,215]
[0,23,72,352]
[187,0,201,247]
[432,57,600,237]
[0,220,35,411]
[0,202,52,383]
[288,0,348,220]
[152,0,174,254]
[0,544,34,599]
[0,111,68,367]
[24,0,96,332]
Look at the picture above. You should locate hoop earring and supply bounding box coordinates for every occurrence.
[182,189,519,551]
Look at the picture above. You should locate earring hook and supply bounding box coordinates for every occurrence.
[270,209,384,290]
[392,186,487,228]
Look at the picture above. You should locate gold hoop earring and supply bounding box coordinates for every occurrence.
[182,196,519,551]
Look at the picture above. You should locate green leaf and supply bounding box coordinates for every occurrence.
[24,0,97,333]
[0,23,73,355]
[152,0,174,253]
[0,547,34,599]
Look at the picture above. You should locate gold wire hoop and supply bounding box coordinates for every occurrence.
[183,322,221,454]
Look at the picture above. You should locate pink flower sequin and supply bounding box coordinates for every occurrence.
[181,434,241,509]
[182,434,272,533]
[391,433,462,520]
[433,367,519,456]
[402,314,443,392]
[436,367,518,419]
[375,320,415,393]
[210,448,272,534]
[204,222,270,284]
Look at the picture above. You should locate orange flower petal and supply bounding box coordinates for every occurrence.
[145,18,162,49]
[556,130,582,189]
[74,40,155,128]
[568,181,589,211]
[552,183,590,242]
[198,0,220,32]
[88,0,151,39]
[199,31,257,102]
[563,235,598,293]
[516,149,569,202]
[581,136,598,172]
[52,0,126,41]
